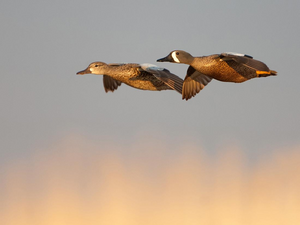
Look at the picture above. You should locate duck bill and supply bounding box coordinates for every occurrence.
[157,54,174,62]
[76,68,90,75]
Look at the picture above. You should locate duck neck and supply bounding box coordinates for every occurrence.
[190,56,207,68]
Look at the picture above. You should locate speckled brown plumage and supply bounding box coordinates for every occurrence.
[77,62,183,94]
[191,55,257,83]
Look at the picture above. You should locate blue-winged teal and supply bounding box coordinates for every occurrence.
[157,50,277,100]
[77,62,183,94]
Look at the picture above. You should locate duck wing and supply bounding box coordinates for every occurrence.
[141,65,183,94]
[103,75,122,93]
[219,53,270,71]
[182,66,213,100]
[101,63,127,92]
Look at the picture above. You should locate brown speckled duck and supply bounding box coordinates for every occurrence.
[157,50,277,100]
[77,62,183,94]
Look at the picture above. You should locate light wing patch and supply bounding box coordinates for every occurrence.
[141,63,159,70]
[223,52,253,58]
[140,63,165,71]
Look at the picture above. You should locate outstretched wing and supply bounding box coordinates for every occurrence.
[220,53,270,71]
[182,66,213,100]
[142,65,183,94]
[103,75,122,93]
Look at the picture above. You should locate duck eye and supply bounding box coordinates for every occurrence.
[95,65,98,67]
[176,52,179,55]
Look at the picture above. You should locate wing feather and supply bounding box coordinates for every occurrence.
[103,75,122,93]
[182,66,213,100]
[220,53,270,71]
[143,67,184,94]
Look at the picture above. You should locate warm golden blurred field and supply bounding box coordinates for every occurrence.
[1,135,300,225]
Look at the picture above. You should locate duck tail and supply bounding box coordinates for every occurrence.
[256,70,277,77]
[270,70,277,75]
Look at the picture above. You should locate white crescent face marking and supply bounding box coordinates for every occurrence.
[89,67,94,72]
[171,51,180,63]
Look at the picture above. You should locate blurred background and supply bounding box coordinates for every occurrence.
[1,0,300,224]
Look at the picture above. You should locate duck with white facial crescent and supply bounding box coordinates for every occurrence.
[157,50,277,100]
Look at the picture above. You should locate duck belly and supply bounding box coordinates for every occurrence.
[203,62,257,83]
[210,70,249,83]
[124,79,170,91]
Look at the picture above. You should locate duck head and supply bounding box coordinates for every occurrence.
[77,62,108,75]
[157,50,194,64]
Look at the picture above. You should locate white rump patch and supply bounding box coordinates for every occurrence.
[171,51,180,63]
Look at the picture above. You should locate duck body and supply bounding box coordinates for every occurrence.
[190,54,256,83]
[157,50,277,100]
[77,62,183,94]
[96,63,168,91]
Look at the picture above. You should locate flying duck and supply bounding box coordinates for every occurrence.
[77,62,183,94]
[157,50,277,100]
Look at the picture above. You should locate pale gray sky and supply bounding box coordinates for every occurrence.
[1,0,300,164]
[1,1,300,224]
